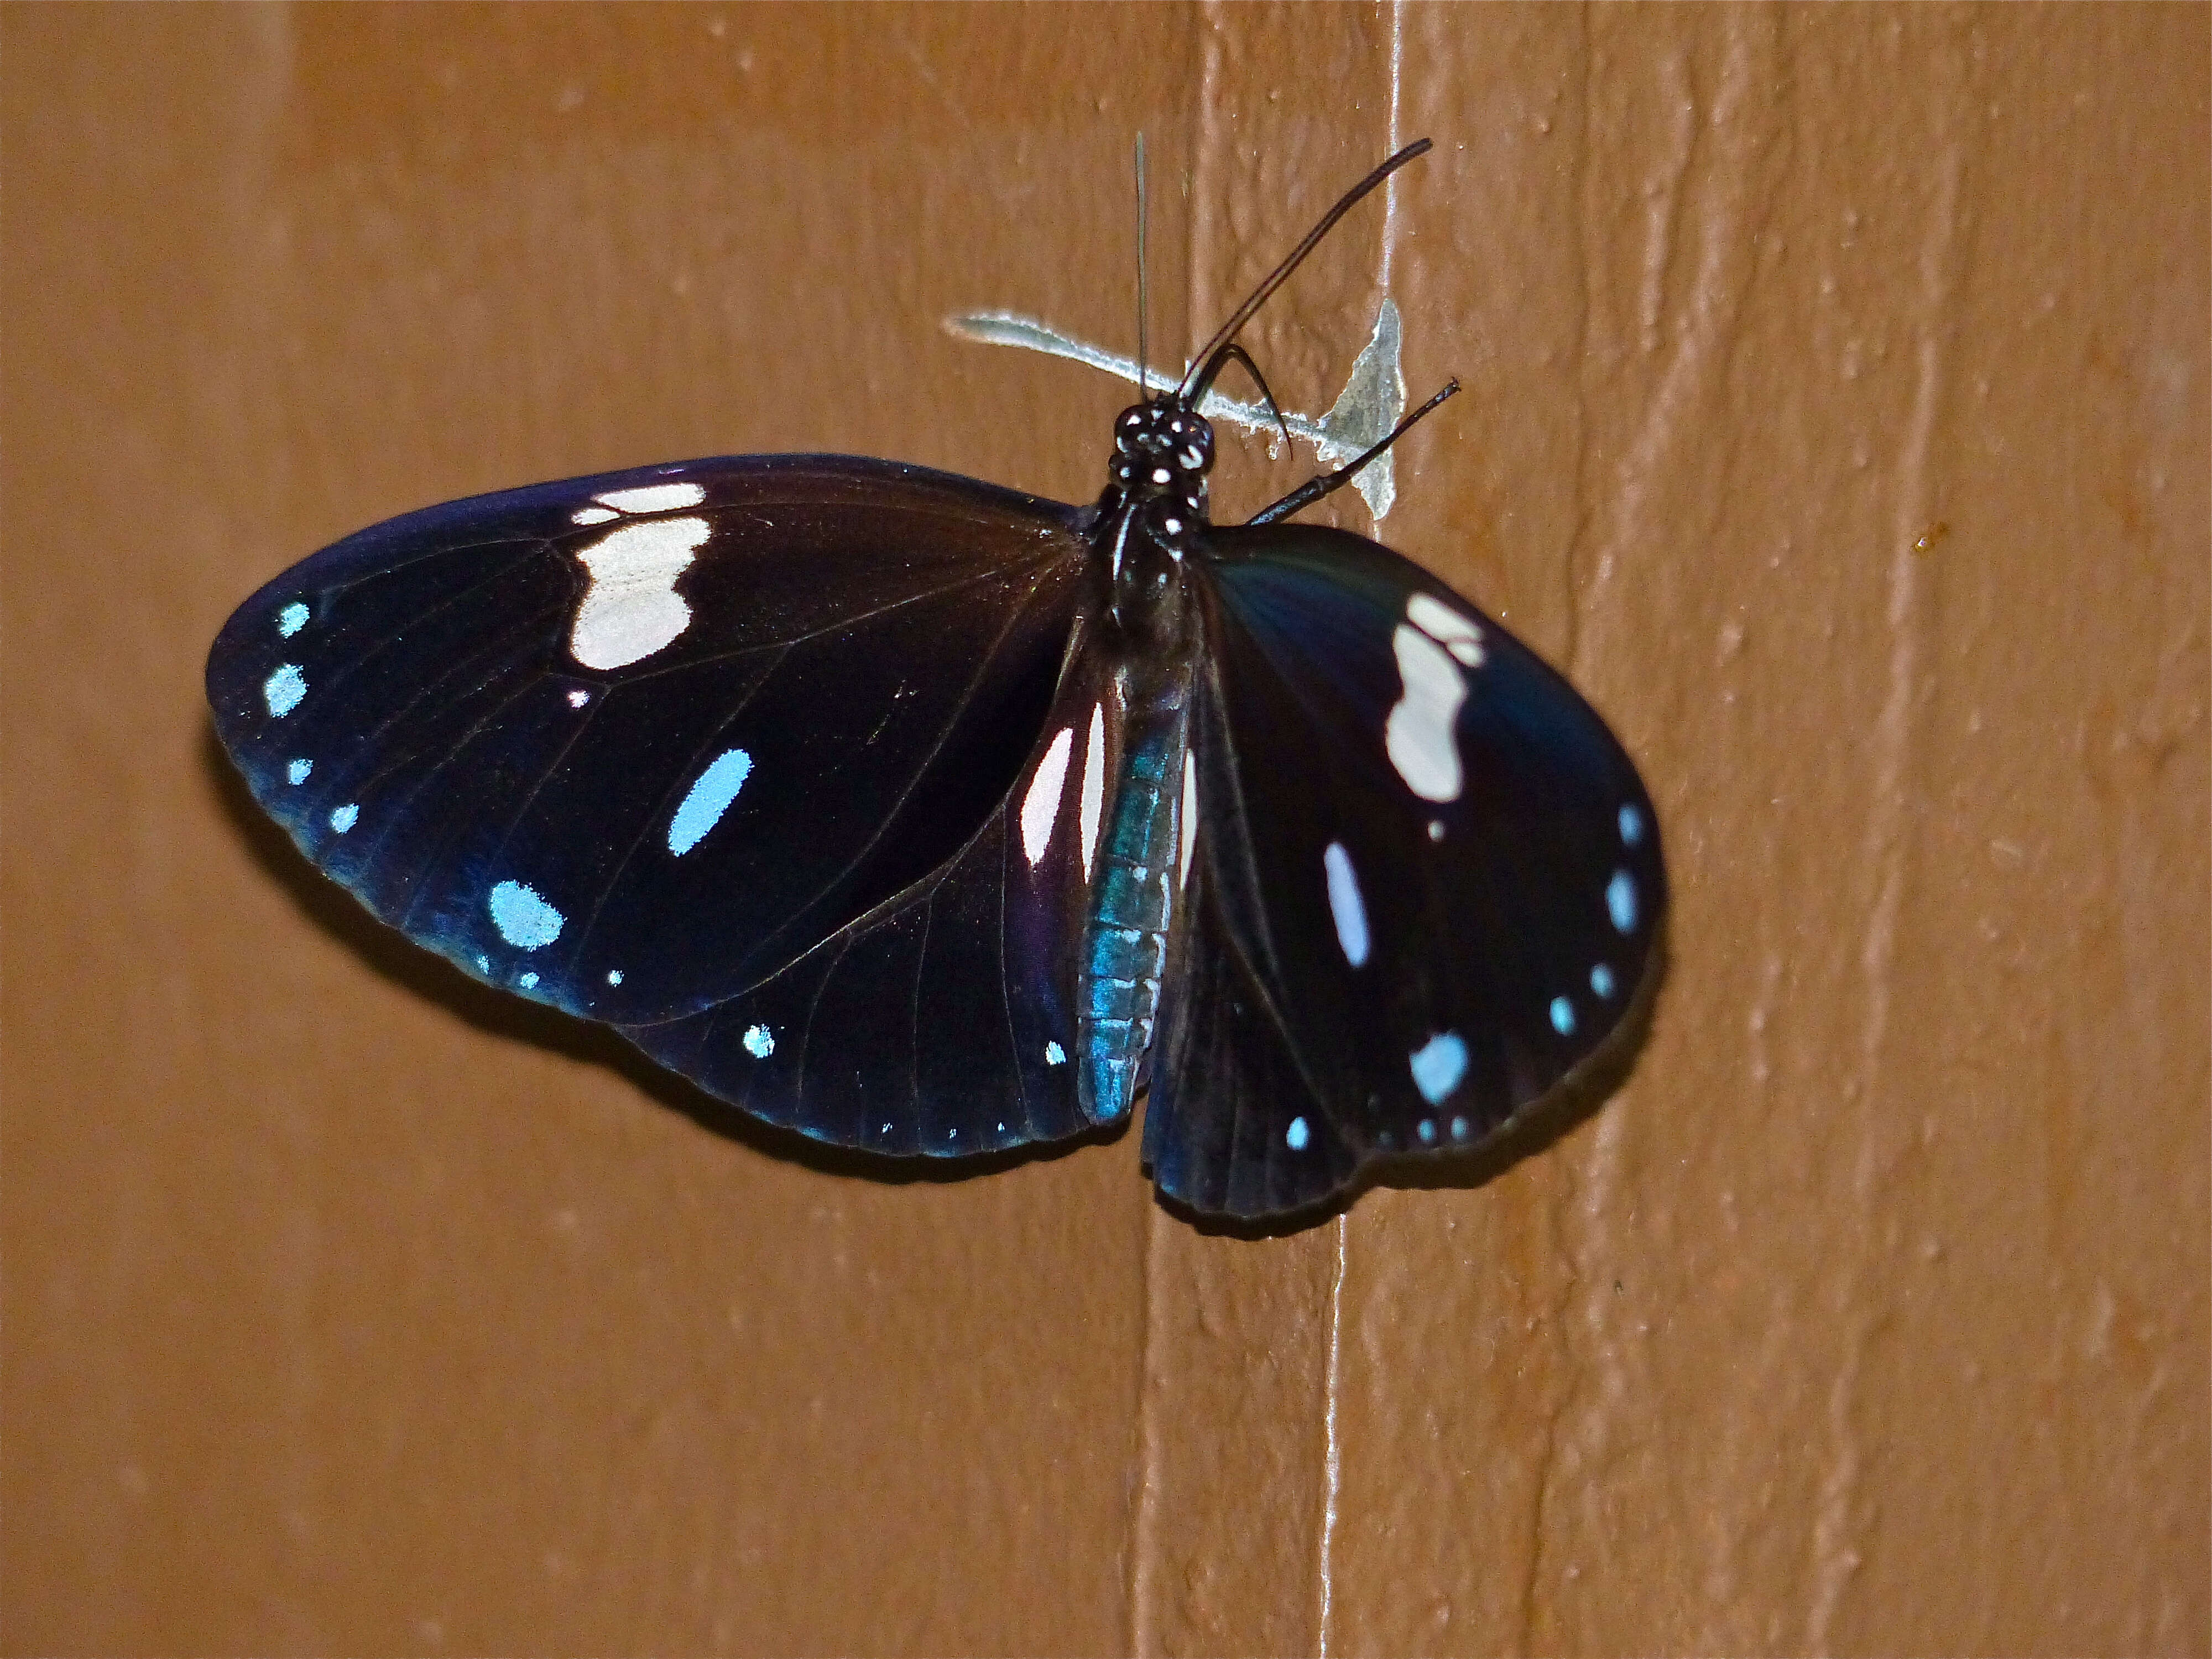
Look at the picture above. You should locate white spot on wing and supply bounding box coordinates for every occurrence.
[263,664,306,717]
[286,758,311,785]
[1384,625,1466,801]
[566,688,590,708]
[742,1023,774,1058]
[328,804,358,833]
[1020,726,1075,865]
[488,880,564,950]
[667,747,753,855]
[568,517,712,671]
[1079,702,1105,879]
[1322,841,1370,968]
[1409,1031,1468,1105]
[1178,749,1198,885]
[607,969,623,985]
[1406,592,1484,666]
[594,481,706,514]
[570,505,618,525]
[276,602,309,638]
[1608,869,1639,933]
[1045,1040,1067,1066]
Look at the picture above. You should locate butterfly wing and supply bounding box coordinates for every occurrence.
[1146,524,1666,1218]
[207,455,1104,1151]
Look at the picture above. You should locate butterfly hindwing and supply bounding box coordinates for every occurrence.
[1146,524,1666,1217]
[207,455,1106,1151]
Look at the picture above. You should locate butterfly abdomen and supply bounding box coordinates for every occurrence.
[1078,684,1192,1126]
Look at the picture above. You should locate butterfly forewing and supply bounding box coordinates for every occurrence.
[208,455,1105,1150]
[1146,524,1666,1217]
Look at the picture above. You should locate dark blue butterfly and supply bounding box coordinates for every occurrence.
[205,141,1664,1220]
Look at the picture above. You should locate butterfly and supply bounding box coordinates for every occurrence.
[205,140,1665,1222]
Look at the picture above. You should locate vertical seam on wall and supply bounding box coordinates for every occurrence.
[1130,26,1226,1656]
[1317,1210,1348,1655]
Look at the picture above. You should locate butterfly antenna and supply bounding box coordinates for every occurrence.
[1134,133,1150,401]
[1177,137,1431,405]
[1246,377,1460,526]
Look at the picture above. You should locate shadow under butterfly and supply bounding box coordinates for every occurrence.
[205,140,1667,1225]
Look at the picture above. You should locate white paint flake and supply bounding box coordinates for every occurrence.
[1384,625,1466,801]
[568,517,712,671]
[667,748,753,855]
[1322,842,1370,968]
[1020,726,1075,865]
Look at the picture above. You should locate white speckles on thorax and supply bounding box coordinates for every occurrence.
[488,879,564,950]
[568,517,712,671]
[1322,841,1370,968]
[667,747,753,856]
[262,664,307,718]
[1020,726,1075,866]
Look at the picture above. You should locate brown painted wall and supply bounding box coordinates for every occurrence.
[4,5,2204,1653]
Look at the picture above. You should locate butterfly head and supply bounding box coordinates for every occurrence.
[1109,397,1213,520]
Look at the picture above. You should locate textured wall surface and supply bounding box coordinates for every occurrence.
[4,5,2205,1655]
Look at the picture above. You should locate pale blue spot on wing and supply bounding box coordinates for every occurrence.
[1450,1115,1470,1141]
[607,969,623,985]
[328,804,358,833]
[1590,963,1616,999]
[488,880,564,950]
[263,664,306,717]
[742,1023,774,1059]
[286,758,311,785]
[1045,1041,1067,1066]
[1608,869,1639,933]
[1322,841,1370,968]
[1619,803,1644,847]
[1286,1115,1311,1151]
[1550,996,1577,1036]
[1417,1119,1438,1145]
[276,602,309,638]
[519,972,539,990]
[668,747,753,856]
[1408,1031,1468,1105]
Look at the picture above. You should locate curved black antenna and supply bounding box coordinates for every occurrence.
[1190,341,1295,450]
[1246,378,1461,526]
[1176,137,1432,405]
[1134,133,1150,401]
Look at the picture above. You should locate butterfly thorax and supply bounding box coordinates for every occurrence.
[1098,397,1214,635]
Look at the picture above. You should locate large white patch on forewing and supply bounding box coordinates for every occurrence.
[1384,623,1467,801]
[568,517,712,670]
